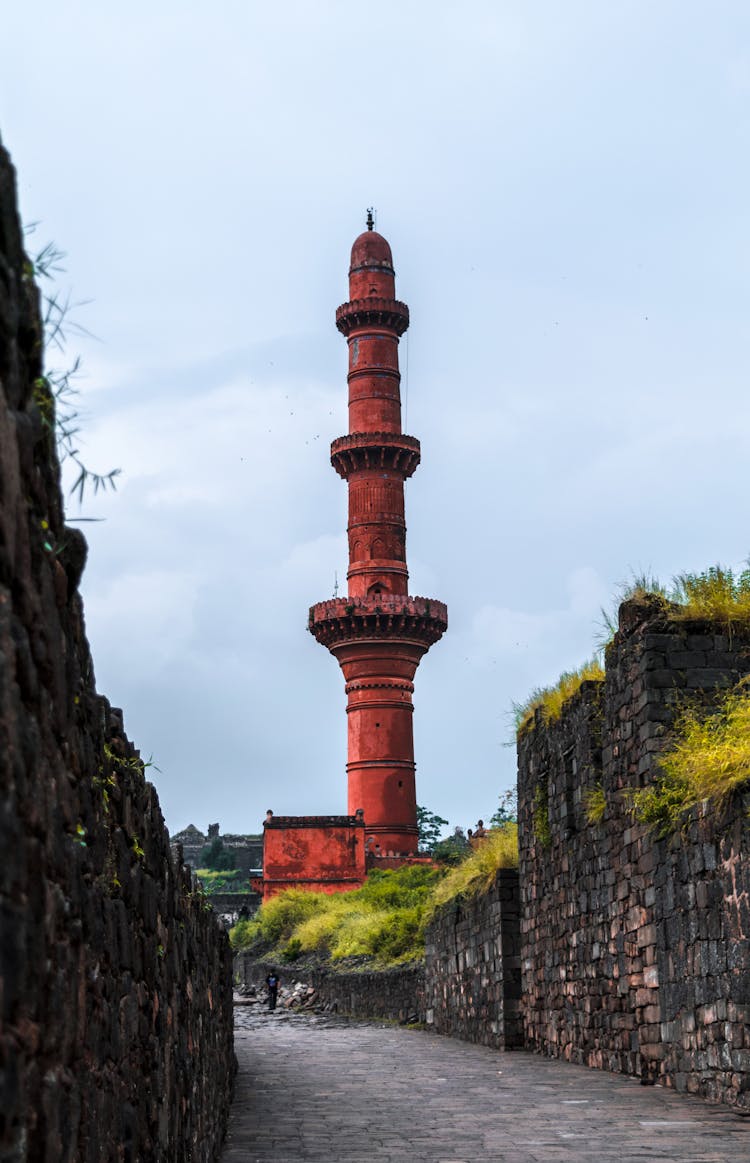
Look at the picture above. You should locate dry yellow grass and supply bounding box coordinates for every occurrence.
[230,866,443,965]
[515,657,605,737]
[583,783,606,825]
[428,824,518,912]
[671,566,750,628]
[630,682,750,834]
[515,565,750,742]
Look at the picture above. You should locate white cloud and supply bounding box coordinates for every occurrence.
[86,569,200,673]
[469,566,608,672]
[6,1,748,833]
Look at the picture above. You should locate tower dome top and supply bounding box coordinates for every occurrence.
[349,230,394,274]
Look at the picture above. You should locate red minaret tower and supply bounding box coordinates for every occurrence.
[309,214,447,858]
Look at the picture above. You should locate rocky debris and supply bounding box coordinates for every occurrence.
[234,979,321,1012]
[281,981,320,1010]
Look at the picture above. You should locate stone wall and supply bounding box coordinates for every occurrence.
[222,832,263,875]
[0,139,234,1160]
[169,824,263,876]
[235,956,423,1023]
[518,596,750,1110]
[209,890,262,926]
[423,870,522,1050]
[235,870,523,1044]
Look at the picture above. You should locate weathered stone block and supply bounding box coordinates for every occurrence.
[518,597,750,1112]
[0,140,234,1161]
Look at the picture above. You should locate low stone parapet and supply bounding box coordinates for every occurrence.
[423,870,522,1050]
[235,955,424,1024]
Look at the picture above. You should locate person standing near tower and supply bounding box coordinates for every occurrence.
[265,971,279,1011]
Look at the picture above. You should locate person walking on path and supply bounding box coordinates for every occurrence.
[265,972,279,1011]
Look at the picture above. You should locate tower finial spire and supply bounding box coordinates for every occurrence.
[366,207,374,231]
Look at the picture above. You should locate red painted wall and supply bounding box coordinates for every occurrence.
[261,816,366,901]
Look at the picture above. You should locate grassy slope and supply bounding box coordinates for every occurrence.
[231,825,519,968]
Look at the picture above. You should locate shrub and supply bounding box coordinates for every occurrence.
[355,865,442,908]
[316,904,426,964]
[583,784,606,825]
[194,867,241,891]
[372,906,426,963]
[256,888,327,945]
[351,905,425,964]
[327,907,389,959]
[416,805,449,852]
[280,937,303,962]
[532,784,551,850]
[431,829,469,865]
[629,682,750,835]
[230,918,261,951]
[489,788,518,827]
[293,907,346,954]
[199,836,236,872]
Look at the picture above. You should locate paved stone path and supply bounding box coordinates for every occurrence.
[222,1004,749,1162]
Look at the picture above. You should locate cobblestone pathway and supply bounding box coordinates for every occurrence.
[222,1004,749,1163]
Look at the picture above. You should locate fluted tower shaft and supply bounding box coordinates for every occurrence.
[309,221,447,857]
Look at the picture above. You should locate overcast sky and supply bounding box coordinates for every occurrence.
[3,2,749,837]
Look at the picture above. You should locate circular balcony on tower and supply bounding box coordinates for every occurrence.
[336,297,410,337]
[308,595,448,649]
[330,433,421,480]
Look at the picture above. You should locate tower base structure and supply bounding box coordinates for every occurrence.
[256,815,367,901]
[255,813,435,903]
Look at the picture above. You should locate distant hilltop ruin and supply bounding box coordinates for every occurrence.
[170,822,263,877]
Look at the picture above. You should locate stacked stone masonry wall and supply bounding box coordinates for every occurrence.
[423,871,522,1050]
[518,597,750,1111]
[209,890,262,925]
[0,141,234,1160]
[236,956,423,1023]
[169,828,263,877]
[236,872,523,1047]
